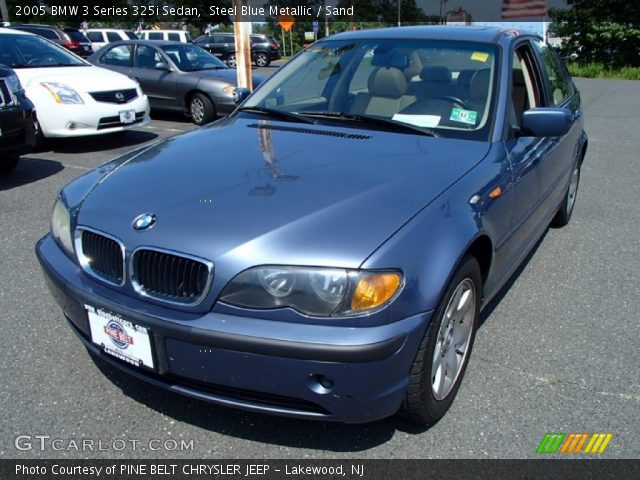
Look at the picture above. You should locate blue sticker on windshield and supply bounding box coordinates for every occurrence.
[450,108,478,125]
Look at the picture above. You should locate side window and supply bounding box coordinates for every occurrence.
[86,32,103,42]
[106,32,121,42]
[101,45,132,67]
[511,45,543,129]
[134,45,162,69]
[148,32,163,41]
[532,40,575,106]
[168,33,180,42]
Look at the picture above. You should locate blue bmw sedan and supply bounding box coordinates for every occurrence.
[37,26,587,425]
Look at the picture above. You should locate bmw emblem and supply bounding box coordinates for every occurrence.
[132,213,157,231]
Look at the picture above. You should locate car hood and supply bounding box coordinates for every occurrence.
[14,65,136,92]
[76,117,489,273]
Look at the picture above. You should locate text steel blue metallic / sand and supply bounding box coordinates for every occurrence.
[36,26,587,425]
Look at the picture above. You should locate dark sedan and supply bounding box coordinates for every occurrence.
[0,65,35,172]
[88,40,262,125]
[37,26,586,425]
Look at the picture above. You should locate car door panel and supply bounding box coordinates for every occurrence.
[132,45,177,109]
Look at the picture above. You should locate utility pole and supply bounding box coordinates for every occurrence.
[397,0,401,27]
[232,0,252,90]
[0,0,10,23]
[324,0,329,37]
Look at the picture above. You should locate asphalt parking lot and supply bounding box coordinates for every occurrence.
[1,76,638,459]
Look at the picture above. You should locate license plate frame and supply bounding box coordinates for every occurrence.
[86,304,155,370]
[119,109,135,124]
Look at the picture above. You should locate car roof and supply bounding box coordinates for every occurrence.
[140,30,186,34]
[106,39,189,47]
[328,25,538,44]
[0,27,33,36]
[87,28,130,32]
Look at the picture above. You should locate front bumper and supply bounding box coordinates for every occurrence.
[36,234,431,423]
[36,94,151,138]
[0,106,36,159]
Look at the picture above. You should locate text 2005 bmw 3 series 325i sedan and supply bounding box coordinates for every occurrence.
[37,26,587,425]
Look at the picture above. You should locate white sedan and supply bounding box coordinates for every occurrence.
[0,28,150,139]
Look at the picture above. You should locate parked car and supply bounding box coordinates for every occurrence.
[195,33,281,67]
[139,30,192,43]
[0,29,150,140]
[89,40,262,124]
[37,26,587,425]
[86,29,138,51]
[0,65,35,172]
[10,24,93,57]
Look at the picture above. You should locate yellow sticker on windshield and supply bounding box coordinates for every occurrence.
[471,52,489,62]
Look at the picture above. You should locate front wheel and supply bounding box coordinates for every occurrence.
[401,255,481,426]
[189,93,216,125]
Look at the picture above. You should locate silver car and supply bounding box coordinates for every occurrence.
[89,40,263,125]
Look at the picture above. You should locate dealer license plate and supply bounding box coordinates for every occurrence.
[119,109,135,124]
[86,304,155,369]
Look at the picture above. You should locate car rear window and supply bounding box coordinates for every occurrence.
[64,30,90,42]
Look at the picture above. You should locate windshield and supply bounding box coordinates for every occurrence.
[0,33,87,68]
[159,44,227,71]
[244,38,498,139]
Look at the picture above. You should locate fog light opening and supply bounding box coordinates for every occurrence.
[308,374,334,394]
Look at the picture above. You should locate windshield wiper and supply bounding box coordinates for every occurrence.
[301,111,439,137]
[236,106,315,124]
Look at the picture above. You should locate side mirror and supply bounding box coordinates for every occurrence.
[520,108,573,137]
[233,87,251,105]
[155,61,171,71]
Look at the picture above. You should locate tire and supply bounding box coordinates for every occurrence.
[401,255,481,426]
[0,156,20,173]
[551,159,581,227]
[189,93,216,126]
[255,52,270,67]
[225,53,237,68]
[32,113,46,151]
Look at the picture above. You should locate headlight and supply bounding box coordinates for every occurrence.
[51,198,73,254]
[219,266,402,316]
[4,72,23,93]
[41,82,84,104]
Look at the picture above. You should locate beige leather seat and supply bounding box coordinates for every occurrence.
[349,67,416,117]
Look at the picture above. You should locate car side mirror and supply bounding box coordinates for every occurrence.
[233,87,251,105]
[155,61,171,71]
[520,108,573,137]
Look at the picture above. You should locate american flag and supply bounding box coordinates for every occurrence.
[501,0,547,19]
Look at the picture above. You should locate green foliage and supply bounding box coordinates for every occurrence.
[566,62,640,80]
[549,0,640,67]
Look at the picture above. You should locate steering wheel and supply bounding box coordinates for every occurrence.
[433,95,471,110]
[27,55,58,66]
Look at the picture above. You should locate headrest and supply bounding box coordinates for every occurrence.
[368,67,407,98]
[457,70,475,88]
[420,66,451,84]
[470,69,491,99]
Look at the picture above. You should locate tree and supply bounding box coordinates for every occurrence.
[549,0,640,67]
